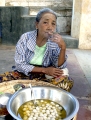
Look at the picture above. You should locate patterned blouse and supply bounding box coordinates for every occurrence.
[15,30,67,76]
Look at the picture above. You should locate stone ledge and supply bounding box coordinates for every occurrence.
[29,6,72,10]
[62,35,79,48]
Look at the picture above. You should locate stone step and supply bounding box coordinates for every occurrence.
[62,35,79,48]
[0,35,79,48]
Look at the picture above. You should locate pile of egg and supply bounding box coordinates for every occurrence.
[19,99,65,120]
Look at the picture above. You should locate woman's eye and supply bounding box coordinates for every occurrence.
[44,22,47,24]
[52,23,56,26]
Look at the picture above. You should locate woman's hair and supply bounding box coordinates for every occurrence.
[36,8,57,22]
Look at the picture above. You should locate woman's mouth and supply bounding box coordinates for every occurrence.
[45,31,53,39]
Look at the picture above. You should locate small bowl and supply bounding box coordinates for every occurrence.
[0,93,12,118]
[13,84,25,91]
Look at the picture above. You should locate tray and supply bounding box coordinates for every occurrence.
[0,79,55,94]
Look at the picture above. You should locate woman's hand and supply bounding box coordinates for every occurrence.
[52,33,66,49]
[52,33,66,66]
[43,67,63,78]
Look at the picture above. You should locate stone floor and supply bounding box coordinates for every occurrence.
[0,45,91,120]
[67,49,91,120]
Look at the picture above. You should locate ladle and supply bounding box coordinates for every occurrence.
[29,84,37,107]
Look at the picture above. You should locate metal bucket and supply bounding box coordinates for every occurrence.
[7,86,79,120]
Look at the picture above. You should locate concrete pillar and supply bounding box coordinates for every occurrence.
[71,0,91,49]
[0,0,5,6]
[71,0,82,39]
[79,0,91,49]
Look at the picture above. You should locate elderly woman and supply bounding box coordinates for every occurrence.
[0,8,73,91]
[15,8,68,78]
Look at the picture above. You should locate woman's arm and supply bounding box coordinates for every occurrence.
[15,33,35,76]
[58,44,66,66]
[52,33,66,67]
[32,66,63,78]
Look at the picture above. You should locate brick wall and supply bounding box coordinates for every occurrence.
[5,0,73,8]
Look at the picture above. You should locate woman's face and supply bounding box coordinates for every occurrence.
[36,13,56,39]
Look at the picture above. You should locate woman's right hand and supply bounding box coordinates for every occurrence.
[43,67,63,78]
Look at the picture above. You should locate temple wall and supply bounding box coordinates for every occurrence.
[1,0,91,49]
[71,0,91,49]
[5,0,73,8]
[0,0,5,6]
[5,0,73,35]
[79,0,91,49]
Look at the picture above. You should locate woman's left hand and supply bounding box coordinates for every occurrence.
[52,33,66,49]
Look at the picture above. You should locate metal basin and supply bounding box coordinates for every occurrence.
[7,86,79,120]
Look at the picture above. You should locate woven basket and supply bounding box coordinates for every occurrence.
[0,79,56,94]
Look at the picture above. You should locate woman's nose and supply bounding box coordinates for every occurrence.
[47,23,53,30]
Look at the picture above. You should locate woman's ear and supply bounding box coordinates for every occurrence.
[35,22,38,29]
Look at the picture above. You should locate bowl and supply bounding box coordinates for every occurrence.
[0,93,12,118]
[7,86,79,120]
